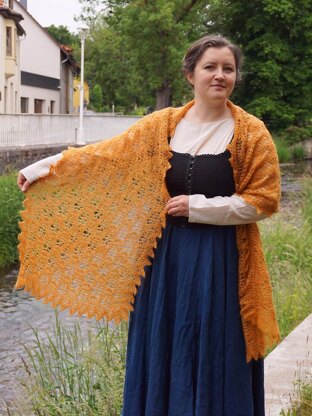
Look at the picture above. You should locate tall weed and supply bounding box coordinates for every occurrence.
[0,173,23,269]
[17,314,127,416]
[260,179,312,339]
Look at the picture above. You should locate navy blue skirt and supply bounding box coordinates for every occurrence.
[122,224,264,416]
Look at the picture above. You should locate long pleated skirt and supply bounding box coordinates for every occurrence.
[122,223,265,416]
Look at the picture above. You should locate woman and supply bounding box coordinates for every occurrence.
[17,35,280,415]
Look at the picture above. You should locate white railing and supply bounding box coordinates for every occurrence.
[0,114,140,148]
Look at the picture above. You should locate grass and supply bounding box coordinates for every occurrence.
[11,314,127,416]
[280,375,312,415]
[260,179,312,339]
[0,173,23,270]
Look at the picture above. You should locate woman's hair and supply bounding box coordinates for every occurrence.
[182,34,243,83]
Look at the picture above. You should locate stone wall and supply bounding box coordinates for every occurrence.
[0,145,74,175]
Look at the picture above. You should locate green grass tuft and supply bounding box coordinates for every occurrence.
[0,173,24,270]
[17,314,127,416]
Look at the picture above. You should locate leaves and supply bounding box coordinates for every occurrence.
[209,0,312,130]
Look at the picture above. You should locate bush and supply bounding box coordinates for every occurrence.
[275,139,292,163]
[282,126,312,146]
[291,145,307,161]
[0,173,24,270]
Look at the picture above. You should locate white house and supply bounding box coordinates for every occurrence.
[0,0,25,113]
[13,0,77,114]
[0,0,77,114]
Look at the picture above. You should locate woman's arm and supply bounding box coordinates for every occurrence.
[188,194,267,225]
[166,194,267,225]
[17,153,63,192]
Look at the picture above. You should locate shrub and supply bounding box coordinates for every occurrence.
[274,139,292,163]
[291,145,307,161]
[282,126,312,146]
[0,173,23,270]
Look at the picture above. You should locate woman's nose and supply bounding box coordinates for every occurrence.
[214,68,225,79]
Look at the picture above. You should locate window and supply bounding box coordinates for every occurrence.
[21,97,29,113]
[34,99,44,114]
[50,100,55,114]
[6,27,12,56]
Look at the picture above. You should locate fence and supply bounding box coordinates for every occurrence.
[0,114,140,148]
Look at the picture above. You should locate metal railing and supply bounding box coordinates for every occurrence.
[0,114,140,148]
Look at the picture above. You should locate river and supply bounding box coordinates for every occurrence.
[0,160,311,413]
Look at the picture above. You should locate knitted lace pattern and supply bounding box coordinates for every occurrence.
[16,100,280,361]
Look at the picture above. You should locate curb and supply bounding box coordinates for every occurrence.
[265,313,312,415]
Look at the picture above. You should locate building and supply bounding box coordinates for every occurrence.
[0,0,25,113]
[0,0,78,114]
[14,0,77,114]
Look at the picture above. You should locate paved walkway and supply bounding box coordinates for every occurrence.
[265,313,312,415]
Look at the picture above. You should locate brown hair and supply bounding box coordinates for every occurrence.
[182,34,243,83]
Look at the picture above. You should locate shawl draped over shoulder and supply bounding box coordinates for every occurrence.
[16,100,281,361]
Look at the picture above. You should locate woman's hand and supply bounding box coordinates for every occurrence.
[17,172,30,193]
[166,195,189,217]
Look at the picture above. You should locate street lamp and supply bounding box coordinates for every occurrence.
[77,23,90,145]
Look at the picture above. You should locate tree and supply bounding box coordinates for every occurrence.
[46,24,79,48]
[208,0,312,130]
[90,84,104,111]
[79,0,210,110]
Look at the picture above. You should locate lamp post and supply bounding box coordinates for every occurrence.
[77,23,89,145]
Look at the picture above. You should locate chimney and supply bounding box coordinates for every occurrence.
[20,0,27,9]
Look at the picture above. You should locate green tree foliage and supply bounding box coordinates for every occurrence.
[46,24,80,48]
[78,0,312,126]
[208,0,312,130]
[90,83,104,111]
[79,0,209,110]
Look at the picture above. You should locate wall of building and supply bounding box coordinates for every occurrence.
[0,15,21,113]
[20,85,60,113]
[14,1,61,114]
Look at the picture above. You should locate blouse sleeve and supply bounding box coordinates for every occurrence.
[20,153,63,183]
[188,194,267,225]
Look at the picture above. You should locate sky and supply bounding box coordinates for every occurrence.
[26,0,84,33]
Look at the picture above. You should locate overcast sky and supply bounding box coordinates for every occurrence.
[26,0,84,33]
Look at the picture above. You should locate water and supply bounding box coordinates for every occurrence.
[0,268,99,412]
[280,160,312,197]
[0,160,311,412]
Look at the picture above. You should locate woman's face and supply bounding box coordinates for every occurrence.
[186,46,237,106]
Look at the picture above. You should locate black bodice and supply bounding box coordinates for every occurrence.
[166,150,235,199]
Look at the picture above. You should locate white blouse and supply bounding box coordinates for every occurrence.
[170,117,267,225]
[20,117,266,225]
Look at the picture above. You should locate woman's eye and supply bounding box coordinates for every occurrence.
[204,65,214,70]
[224,67,234,72]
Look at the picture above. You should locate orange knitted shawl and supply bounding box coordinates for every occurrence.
[16,100,280,361]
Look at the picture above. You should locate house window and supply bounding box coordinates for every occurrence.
[6,27,12,56]
[34,99,44,113]
[50,100,55,114]
[21,97,29,113]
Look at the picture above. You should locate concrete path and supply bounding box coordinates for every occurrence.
[265,313,312,415]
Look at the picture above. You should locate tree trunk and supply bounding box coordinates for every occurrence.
[155,82,172,110]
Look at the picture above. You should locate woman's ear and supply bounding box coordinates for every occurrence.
[186,72,194,85]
